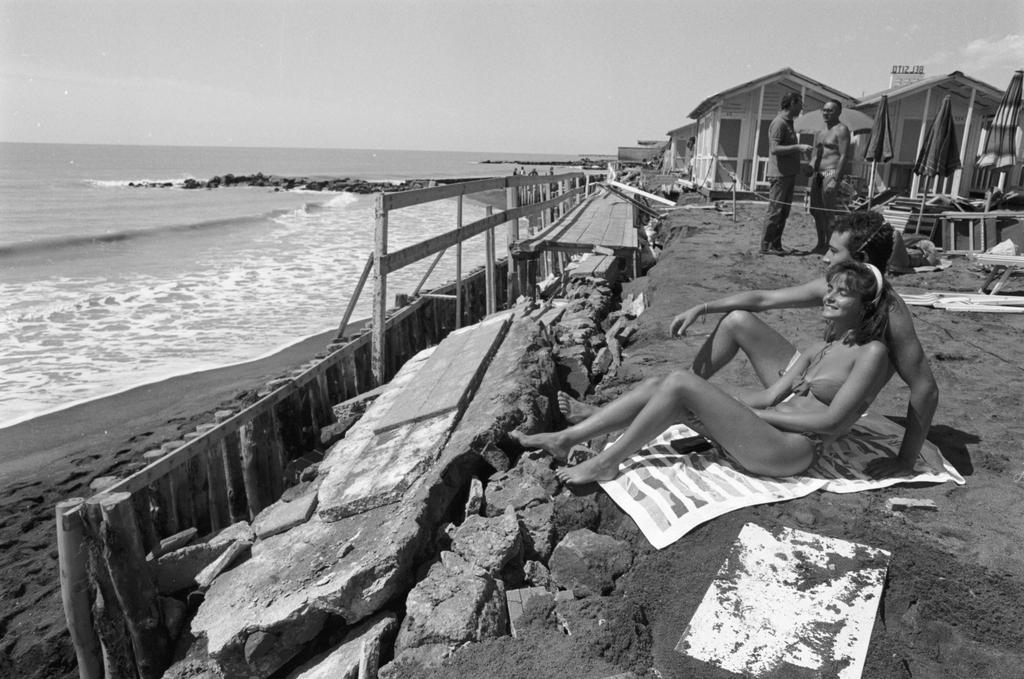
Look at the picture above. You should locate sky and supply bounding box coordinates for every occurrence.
[1,0,1023,155]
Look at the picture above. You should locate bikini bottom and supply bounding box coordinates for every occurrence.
[712,431,824,474]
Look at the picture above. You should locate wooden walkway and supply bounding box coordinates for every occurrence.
[516,190,637,256]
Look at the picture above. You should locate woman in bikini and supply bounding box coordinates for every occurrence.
[513,260,892,485]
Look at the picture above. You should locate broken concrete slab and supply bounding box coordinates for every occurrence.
[190,321,559,679]
[373,315,510,434]
[196,539,252,590]
[252,488,319,540]
[317,348,457,522]
[285,612,397,679]
[154,529,252,594]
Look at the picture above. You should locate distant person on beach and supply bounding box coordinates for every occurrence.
[558,212,937,480]
[761,92,813,256]
[515,259,892,485]
[808,100,851,255]
[528,168,538,176]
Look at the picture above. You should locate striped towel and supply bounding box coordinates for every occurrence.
[599,413,964,549]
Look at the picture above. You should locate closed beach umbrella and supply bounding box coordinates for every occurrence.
[978,69,1023,179]
[863,95,894,208]
[912,95,961,231]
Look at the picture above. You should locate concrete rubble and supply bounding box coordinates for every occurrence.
[162,276,629,679]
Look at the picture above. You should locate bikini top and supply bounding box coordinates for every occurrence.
[789,372,844,405]
[788,342,844,405]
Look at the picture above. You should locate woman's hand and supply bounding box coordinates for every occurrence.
[670,306,703,337]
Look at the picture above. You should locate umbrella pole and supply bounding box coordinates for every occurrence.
[915,185,929,234]
[868,161,877,209]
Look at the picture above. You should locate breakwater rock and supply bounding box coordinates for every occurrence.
[129,173,500,194]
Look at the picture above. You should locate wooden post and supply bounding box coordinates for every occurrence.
[751,84,765,189]
[82,509,134,679]
[57,500,103,679]
[336,252,374,340]
[204,441,231,531]
[142,450,177,538]
[240,411,275,517]
[187,449,212,537]
[484,205,496,314]
[86,493,172,679]
[219,430,249,523]
[169,460,194,532]
[506,180,520,300]
[455,194,463,329]
[130,487,158,555]
[372,193,388,387]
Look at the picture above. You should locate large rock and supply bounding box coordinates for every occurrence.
[394,552,508,653]
[549,529,633,595]
[517,502,555,562]
[153,522,255,593]
[190,320,558,679]
[451,506,522,576]
[484,454,558,518]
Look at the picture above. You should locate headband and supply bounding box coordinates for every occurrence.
[865,263,884,307]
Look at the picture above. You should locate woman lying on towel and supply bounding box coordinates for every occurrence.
[514,260,892,485]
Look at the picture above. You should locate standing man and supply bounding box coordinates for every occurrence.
[761,92,813,256]
[808,99,851,255]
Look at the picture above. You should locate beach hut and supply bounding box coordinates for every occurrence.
[684,67,855,195]
[664,122,698,174]
[852,71,1005,199]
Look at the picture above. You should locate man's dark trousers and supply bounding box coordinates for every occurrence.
[760,174,796,250]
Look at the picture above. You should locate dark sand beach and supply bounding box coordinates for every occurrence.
[3,199,1024,678]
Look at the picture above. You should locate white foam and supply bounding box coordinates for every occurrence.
[0,196,501,427]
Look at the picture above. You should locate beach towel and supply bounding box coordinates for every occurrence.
[599,413,965,549]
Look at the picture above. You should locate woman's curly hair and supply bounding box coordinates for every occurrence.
[824,260,891,346]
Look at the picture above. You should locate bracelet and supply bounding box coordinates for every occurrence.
[702,302,708,324]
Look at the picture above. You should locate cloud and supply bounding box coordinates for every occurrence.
[959,34,1024,71]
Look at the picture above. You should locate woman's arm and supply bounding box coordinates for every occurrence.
[756,341,889,434]
[734,344,820,410]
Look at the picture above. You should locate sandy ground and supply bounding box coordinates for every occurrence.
[406,203,1024,678]
[3,197,1024,678]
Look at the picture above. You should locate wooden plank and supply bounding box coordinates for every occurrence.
[373,314,511,434]
[187,445,212,536]
[206,440,231,531]
[380,187,584,275]
[382,173,584,211]
[372,193,388,388]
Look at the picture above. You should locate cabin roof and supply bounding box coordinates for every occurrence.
[686,67,855,120]
[854,71,1004,109]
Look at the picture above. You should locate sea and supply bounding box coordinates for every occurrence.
[0,142,586,430]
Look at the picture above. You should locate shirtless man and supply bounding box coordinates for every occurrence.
[808,100,851,255]
[557,212,938,480]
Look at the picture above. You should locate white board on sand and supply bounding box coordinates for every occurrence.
[676,523,889,678]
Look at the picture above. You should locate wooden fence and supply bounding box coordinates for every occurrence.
[55,172,596,679]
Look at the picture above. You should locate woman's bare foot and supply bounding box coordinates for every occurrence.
[558,391,597,424]
[510,430,573,462]
[555,455,622,485]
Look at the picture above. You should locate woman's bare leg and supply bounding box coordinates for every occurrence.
[512,376,667,460]
[691,311,798,387]
[556,370,814,484]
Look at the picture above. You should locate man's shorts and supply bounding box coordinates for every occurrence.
[809,172,839,215]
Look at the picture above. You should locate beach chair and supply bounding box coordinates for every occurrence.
[970,253,1024,294]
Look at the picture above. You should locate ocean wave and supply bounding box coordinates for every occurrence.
[0,213,278,257]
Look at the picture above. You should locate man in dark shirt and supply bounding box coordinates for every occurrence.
[761,92,813,255]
